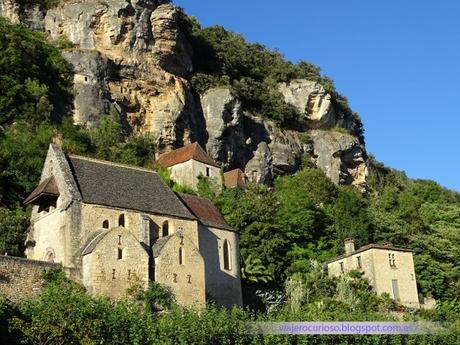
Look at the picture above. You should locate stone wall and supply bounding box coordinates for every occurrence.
[371,249,419,308]
[328,248,420,308]
[0,255,60,302]
[82,227,149,300]
[154,233,206,308]
[198,225,242,307]
[168,159,222,191]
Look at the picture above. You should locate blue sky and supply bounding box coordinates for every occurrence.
[174,0,460,192]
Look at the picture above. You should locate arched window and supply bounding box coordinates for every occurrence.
[102,220,109,229]
[118,214,125,227]
[223,240,231,270]
[162,221,169,237]
[45,249,55,263]
[179,247,184,265]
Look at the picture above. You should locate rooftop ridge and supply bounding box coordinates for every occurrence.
[68,154,157,175]
[327,243,414,264]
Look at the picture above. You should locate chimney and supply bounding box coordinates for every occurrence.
[344,238,355,254]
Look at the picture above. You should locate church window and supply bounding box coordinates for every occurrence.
[102,220,109,229]
[118,248,123,260]
[162,221,169,237]
[206,167,210,177]
[118,214,125,227]
[223,240,231,270]
[179,247,184,265]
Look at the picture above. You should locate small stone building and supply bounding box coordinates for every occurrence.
[24,144,242,308]
[327,239,420,308]
[223,168,248,189]
[156,142,222,191]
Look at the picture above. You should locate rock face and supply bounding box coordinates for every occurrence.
[279,79,336,129]
[309,130,368,190]
[0,0,368,189]
[1,0,195,147]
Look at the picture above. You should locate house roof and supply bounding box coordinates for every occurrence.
[327,244,414,264]
[24,176,60,205]
[176,193,234,231]
[156,142,219,168]
[66,155,196,220]
[224,168,247,188]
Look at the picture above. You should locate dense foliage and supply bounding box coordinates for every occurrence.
[0,18,72,126]
[213,164,460,302]
[178,13,363,134]
[0,269,458,345]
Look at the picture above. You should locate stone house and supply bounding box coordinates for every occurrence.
[156,142,222,191]
[223,168,248,189]
[327,238,420,308]
[24,144,242,307]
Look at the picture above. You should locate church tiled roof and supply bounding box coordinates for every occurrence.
[67,155,196,220]
[156,142,219,168]
[176,193,234,231]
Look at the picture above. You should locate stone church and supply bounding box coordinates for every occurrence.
[23,144,242,308]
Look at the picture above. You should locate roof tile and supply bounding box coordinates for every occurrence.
[156,142,219,168]
[176,193,233,231]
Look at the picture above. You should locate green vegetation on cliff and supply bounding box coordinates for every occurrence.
[179,13,363,135]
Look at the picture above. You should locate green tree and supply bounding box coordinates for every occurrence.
[0,18,72,126]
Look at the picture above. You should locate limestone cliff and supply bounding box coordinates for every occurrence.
[0,0,368,190]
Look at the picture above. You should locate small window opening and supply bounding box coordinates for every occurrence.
[128,269,131,280]
[187,274,191,284]
[112,269,116,279]
[84,76,88,82]
[179,247,184,265]
[356,256,362,269]
[206,167,210,177]
[118,235,122,245]
[118,248,123,260]
[340,262,345,273]
[162,221,169,237]
[223,240,231,270]
[102,220,109,229]
[173,273,177,283]
[388,253,396,267]
[118,214,125,227]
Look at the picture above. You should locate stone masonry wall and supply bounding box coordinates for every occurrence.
[0,255,60,302]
